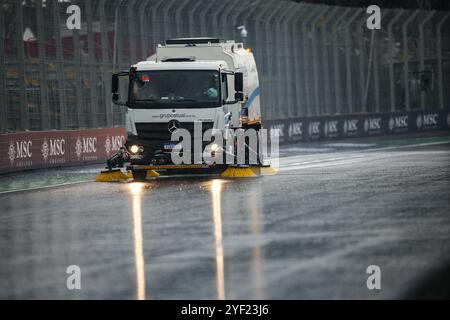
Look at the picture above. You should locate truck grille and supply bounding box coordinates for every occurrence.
[134,121,214,148]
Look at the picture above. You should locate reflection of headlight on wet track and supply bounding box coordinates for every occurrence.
[130,182,144,196]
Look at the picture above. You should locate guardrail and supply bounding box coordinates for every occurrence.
[0,127,125,173]
[265,109,450,143]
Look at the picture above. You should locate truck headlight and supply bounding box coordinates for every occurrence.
[129,145,143,154]
[210,143,220,152]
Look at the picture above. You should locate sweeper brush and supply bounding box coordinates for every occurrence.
[250,166,278,175]
[220,165,278,178]
[95,169,130,182]
[147,170,160,177]
[220,166,258,178]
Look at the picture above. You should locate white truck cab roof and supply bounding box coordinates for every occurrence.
[133,60,228,72]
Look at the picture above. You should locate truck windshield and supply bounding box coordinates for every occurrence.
[130,70,221,108]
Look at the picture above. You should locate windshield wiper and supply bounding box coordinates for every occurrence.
[172,99,197,102]
[135,99,158,102]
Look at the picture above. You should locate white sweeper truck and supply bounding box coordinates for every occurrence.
[96,37,274,182]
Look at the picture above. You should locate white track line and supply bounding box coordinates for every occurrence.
[0,180,91,195]
[364,140,450,152]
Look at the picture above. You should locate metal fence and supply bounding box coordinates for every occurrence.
[0,0,449,133]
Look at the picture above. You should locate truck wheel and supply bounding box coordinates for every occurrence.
[132,169,147,181]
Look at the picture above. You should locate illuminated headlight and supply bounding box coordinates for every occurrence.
[129,145,143,154]
[210,143,220,152]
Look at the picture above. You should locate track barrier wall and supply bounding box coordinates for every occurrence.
[265,109,450,143]
[0,127,125,173]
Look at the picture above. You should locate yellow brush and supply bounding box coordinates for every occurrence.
[220,166,257,178]
[259,166,278,175]
[147,170,160,177]
[95,169,130,182]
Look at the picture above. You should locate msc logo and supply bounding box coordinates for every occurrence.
[75,137,97,158]
[105,135,125,156]
[308,121,320,136]
[42,138,65,161]
[8,140,32,164]
[288,122,302,137]
[343,119,358,134]
[324,120,338,137]
[364,118,381,133]
[8,141,16,164]
[271,124,285,138]
[416,113,438,129]
[389,115,408,132]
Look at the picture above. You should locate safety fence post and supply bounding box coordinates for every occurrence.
[301,5,320,117]
[0,0,5,132]
[161,0,178,42]
[436,13,449,110]
[211,1,229,38]
[175,0,192,38]
[290,3,306,117]
[331,8,350,114]
[200,0,217,37]
[283,2,303,118]
[253,2,273,120]
[370,9,388,114]
[276,2,295,119]
[344,9,362,115]
[220,0,241,40]
[36,0,50,130]
[53,0,67,129]
[86,1,98,127]
[188,1,204,37]
[418,11,435,110]
[357,14,367,113]
[72,0,84,128]
[311,6,329,116]
[15,1,28,130]
[100,0,112,127]
[387,10,403,112]
[320,7,339,115]
[265,2,284,120]
[402,10,419,111]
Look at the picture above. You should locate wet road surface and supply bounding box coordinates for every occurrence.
[1,134,450,299]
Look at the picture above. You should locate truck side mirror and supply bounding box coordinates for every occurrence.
[111,73,128,105]
[234,92,244,101]
[234,72,243,92]
[112,74,119,94]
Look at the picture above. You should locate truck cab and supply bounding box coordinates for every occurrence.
[110,38,261,178]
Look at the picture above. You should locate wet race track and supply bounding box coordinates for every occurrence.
[1,133,450,299]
